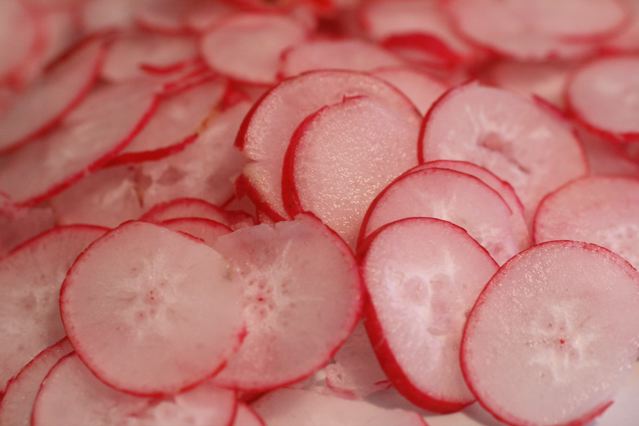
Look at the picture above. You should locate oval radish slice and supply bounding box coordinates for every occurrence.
[234,404,265,426]
[212,215,362,391]
[0,339,72,426]
[283,95,419,246]
[0,0,38,83]
[201,14,308,85]
[141,197,252,228]
[419,83,587,217]
[461,241,639,426]
[0,37,105,153]
[372,66,448,115]
[162,217,232,247]
[362,217,498,413]
[238,70,420,220]
[0,225,106,391]
[32,354,237,426]
[253,388,427,426]
[567,56,639,143]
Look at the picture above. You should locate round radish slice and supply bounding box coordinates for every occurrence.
[372,66,448,115]
[140,197,251,228]
[32,354,237,426]
[0,225,106,391]
[461,241,639,426]
[279,39,403,78]
[211,215,362,391]
[253,388,427,426]
[0,37,105,153]
[59,221,245,395]
[0,0,39,83]
[360,168,529,264]
[283,95,420,246]
[567,56,639,143]
[0,339,72,426]
[362,217,498,413]
[162,217,232,247]
[419,83,587,217]
[534,176,639,270]
[234,404,265,426]
[201,14,308,85]
[238,70,419,220]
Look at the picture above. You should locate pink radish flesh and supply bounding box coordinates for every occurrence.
[372,66,448,114]
[234,404,265,426]
[162,217,232,247]
[140,197,251,228]
[0,202,57,257]
[0,0,38,82]
[59,221,245,395]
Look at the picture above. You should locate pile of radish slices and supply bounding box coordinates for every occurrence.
[2,0,639,425]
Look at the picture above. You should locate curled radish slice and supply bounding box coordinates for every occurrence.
[0,225,106,391]
[59,221,245,395]
[201,14,308,85]
[283,95,420,246]
[0,339,72,426]
[234,404,265,426]
[141,197,251,228]
[32,354,237,426]
[419,83,587,217]
[212,215,362,391]
[238,70,419,220]
[461,241,639,426]
[372,67,448,114]
[362,218,498,413]
[253,388,427,426]
[534,176,639,270]
[567,56,639,143]
[162,217,232,247]
[0,0,38,83]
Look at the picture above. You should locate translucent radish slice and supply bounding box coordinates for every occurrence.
[60,221,245,395]
[580,130,639,176]
[0,201,56,257]
[32,354,237,426]
[238,70,420,220]
[141,198,251,228]
[604,0,639,52]
[234,404,265,426]
[0,38,105,153]
[253,388,427,426]
[461,241,639,426]
[283,96,420,246]
[0,0,38,82]
[372,66,448,115]
[81,0,137,32]
[419,83,587,217]
[279,39,403,78]
[362,217,498,413]
[0,79,159,207]
[567,56,639,143]
[0,339,72,426]
[212,215,362,391]
[0,225,106,391]
[201,14,308,85]
[162,217,232,247]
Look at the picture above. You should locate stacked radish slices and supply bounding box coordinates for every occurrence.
[1,0,639,425]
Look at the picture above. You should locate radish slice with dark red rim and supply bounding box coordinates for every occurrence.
[461,241,639,426]
[372,66,448,114]
[140,197,252,228]
[211,215,362,392]
[234,404,265,426]
[362,217,499,413]
[162,217,232,247]
[0,225,106,391]
[0,0,39,84]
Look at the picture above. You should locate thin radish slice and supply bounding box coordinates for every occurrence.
[372,66,448,114]
[282,95,420,246]
[0,339,72,426]
[0,79,159,207]
[0,225,106,391]
[60,221,245,395]
[566,56,639,143]
[0,201,56,257]
[162,217,232,247]
[279,39,403,78]
[135,0,221,35]
[32,354,237,426]
[238,70,420,220]
[419,83,587,217]
[81,0,137,32]
[234,404,265,426]
[212,215,362,391]
[580,130,639,175]
[461,241,639,426]
[0,37,105,153]
[0,0,39,83]
[201,14,308,85]
[253,388,427,426]
[140,198,252,228]
[604,0,639,52]
[362,217,499,413]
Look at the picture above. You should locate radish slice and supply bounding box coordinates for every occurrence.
[0,201,56,257]
[0,79,159,207]
[234,404,265,426]
[201,14,308,85]
[372,66,448,114]
[140,198,251,228]
[461,241,639,426]
[0,339,72,426]
[580,130,639,176]
[419,83,587,217]
[362,217,499,413]
[60,221,245,395]
[0,38,105,153]
[238,70,420,220]
[135,0,223,35]
[162,217,232,247]
[32,354,238,426]
[282,95,420,246]
[566,56,639,143]
[253,388,427,426]
[0,0,39,83]
[212,215,362,391]
[279,39,403,78]
[604,0,639,52]
[81,0,137,32]
[0,225,106,391]
[360,168,529,264]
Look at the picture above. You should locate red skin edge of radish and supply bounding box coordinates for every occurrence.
[380,33,464,69]
[139,57,203,76]
[108,133,199,165]
[0,3,44,88]
[4,224,109,259]
[161,217,233,233]
[134,16,198,37]
[139,198,229,222]
[30,352,75,426]
[234,174,287,222]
